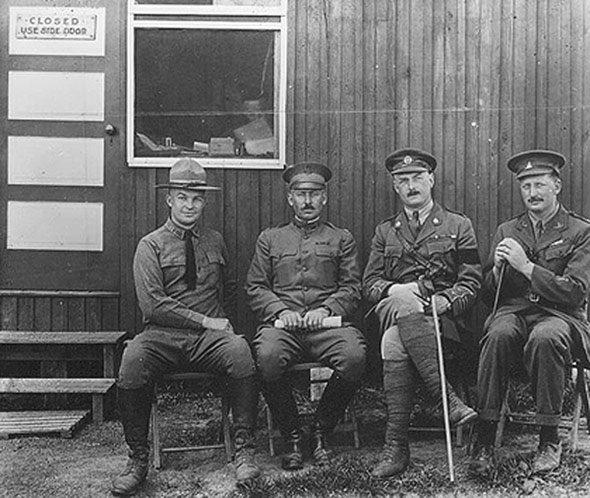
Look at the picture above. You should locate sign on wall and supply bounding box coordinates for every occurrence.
[9,7,105,56]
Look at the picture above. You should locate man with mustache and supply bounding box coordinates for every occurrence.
[112,159,260,496]
[470,150,590,475]
[363,148,482,477]
[246,162,366,470]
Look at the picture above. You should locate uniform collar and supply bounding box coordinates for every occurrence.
[527,203,560,228]
[165,218,200,239]
[403,199,434,225]
[293,216,321,230]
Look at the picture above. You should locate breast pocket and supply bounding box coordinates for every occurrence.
[314,245,339,285]
[160,253,185,284]
[384,245,403,276]
[542,243,573,274]
[197,250,225,284]
[270,247,298,284]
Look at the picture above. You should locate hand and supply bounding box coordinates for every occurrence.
[432,294,451,315]
[494,237,533,275]
[419,293,451,315]
[302,307,330,332]
[278,310,303,332]
[202,317,234,333]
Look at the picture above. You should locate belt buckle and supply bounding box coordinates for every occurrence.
[529,292,540,303]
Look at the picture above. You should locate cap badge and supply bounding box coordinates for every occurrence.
[403,155,413,165]
[525,161,533,170]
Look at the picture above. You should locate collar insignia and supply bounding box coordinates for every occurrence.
[432,217,440,226]
[394,220,402,229]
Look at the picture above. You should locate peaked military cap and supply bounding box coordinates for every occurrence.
[156,158,220,191]
[282,162,332,189]
[385,148,437,175]
[507,149,566,180]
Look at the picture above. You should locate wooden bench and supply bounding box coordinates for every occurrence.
[0,331,126,437]
[0,378,116,424]
[0,331,128,378]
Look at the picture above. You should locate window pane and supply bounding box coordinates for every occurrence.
[134,28,276,159]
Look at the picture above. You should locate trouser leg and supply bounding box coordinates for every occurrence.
[477,313,525,421]
[523,315,574,427]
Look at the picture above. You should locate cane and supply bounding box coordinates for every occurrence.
[491,262,507,316]
[431,296,455,482]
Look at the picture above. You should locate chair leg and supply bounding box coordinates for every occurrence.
[221,393,232,462]
[570,362,590,451]
[151,389,161,469]
[265,403,276,457]
[494,389,510,449]
[348,404,360,449]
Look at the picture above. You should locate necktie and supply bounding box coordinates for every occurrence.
[185,232,196,291]
[535,220,544,240]
[409,210,421,238]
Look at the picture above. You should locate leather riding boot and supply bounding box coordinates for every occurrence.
[262,377,303,470]
[397,313,477,426]
[371,360,414,478]
[111,387,152,497]
[227,375,261,482]
[313,373,360,466]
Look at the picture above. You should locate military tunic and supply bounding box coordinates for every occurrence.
[362,202,482,341]
[246,219,366,383]
[118,218,255,390]
[478,206,590,425]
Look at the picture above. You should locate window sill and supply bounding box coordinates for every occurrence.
[127,157,283,170]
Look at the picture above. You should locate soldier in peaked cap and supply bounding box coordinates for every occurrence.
[246,161,366,470]
[363,148,482,478]
[470,150,590,476]
[112,159,260,496]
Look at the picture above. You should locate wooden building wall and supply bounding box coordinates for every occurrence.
[119,0,590,339]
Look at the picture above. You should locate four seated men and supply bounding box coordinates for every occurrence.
[112,150,589,491]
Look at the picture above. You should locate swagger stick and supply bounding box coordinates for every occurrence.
[431,296,455,482]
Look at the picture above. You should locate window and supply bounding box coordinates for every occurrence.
[127,0,287,169]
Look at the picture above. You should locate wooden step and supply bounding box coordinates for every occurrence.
[0,410,90,439]
[0,378,116,423]
[0,378,116,394]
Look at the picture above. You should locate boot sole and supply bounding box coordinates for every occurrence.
[454,410,478,426]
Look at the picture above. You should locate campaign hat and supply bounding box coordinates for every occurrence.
[156,158,220,191]
[507,149,566,180]
[385,148,437,175]
[282,162,332,189]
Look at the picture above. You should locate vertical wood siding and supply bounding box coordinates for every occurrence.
[120,0,590,338]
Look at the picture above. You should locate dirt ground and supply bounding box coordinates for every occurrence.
[2,388,590,498]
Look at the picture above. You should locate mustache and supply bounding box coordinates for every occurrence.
[527,197,544,203]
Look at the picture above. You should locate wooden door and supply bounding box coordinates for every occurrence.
[0,0,123,292]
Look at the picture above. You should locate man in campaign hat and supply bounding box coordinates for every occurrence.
[470,150,590,475]
[246,162,366,470]
[363,148,482,477]
[111,158,260,496]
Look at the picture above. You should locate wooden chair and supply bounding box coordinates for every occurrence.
[151,372,232,469]
[264,362,360,456]
[494,360,590,450]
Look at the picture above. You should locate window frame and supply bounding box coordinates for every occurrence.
[126,1,287,169]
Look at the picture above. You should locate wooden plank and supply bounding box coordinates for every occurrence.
[0,378,116,394]
[0,410,89,438]
[0,331,127,344]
